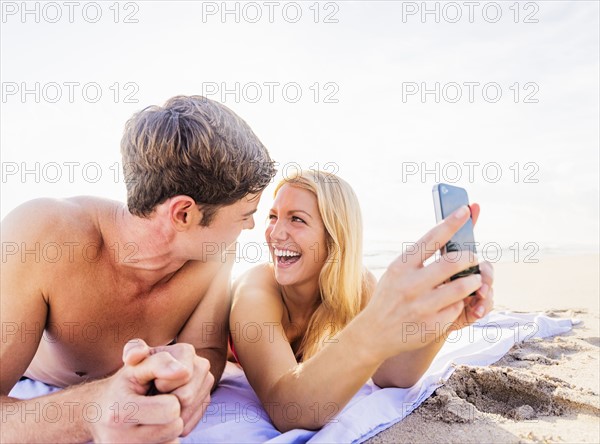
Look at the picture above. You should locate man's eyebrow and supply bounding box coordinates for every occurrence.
[242,209,258,217]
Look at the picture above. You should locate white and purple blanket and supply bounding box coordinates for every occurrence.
[10,312,573,443]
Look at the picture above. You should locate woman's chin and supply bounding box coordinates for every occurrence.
[274,260,301,285]
[274,269,296,286]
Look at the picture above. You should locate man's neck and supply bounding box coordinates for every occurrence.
[103,204,188,290]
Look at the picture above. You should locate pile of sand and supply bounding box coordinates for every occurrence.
[368,309,600,443]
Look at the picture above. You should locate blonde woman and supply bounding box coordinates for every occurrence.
[230,170,494,432]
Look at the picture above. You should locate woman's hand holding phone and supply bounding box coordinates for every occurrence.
[359,204,494,361]
[449,204,494,330]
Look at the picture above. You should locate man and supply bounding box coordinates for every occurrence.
[1,96,277,442]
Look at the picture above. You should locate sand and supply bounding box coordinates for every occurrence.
[367,254,600,444]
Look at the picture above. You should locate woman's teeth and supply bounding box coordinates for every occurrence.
[274,248,302,265]
[274,248,301,257]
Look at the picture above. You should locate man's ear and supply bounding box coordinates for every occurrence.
[169,196,201,231]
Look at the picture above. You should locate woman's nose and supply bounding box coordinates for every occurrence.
[269,220,287,241]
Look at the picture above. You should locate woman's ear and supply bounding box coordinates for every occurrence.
[169,196,199,231]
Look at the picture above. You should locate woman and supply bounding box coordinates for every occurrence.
[230,170,494,432]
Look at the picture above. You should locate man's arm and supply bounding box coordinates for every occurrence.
[0,266,96,443]
[1,201,185,443]
[2,381,99,442]
[1,203,103,442]
[0,201,86,442]
[177,251,234,390]
[135,252,234,437]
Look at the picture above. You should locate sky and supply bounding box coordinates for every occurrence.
[1,1,599,276]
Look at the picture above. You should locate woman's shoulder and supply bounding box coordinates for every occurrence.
[361,266,378,309]
[232,263,283,313]
[233,262,277,292]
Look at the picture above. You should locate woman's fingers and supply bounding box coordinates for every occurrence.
[478,260,494,287]
[470,203,480,226]
[423,273,482,313]
[395,205,472,268]
[419,251,480,289]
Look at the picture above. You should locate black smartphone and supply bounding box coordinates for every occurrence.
[432,183,480,283]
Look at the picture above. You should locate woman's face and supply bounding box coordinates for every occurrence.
[265,184,329,287]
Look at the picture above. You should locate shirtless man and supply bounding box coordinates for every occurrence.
[0,96,276,443]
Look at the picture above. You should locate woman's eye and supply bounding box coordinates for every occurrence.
[268,214,277,220]
[292,216,305,223]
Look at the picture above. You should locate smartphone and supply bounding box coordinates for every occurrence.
[432,183,480,283]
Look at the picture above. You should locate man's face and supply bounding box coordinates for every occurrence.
[195,192,262,260]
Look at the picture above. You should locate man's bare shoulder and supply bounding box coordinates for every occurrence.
[1,196,118,245]
[1,197,123,278]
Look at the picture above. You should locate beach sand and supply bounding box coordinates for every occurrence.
[367,254,600,443]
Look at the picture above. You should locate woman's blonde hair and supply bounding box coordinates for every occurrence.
[274,169,370,360]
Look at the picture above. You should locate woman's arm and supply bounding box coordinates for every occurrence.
[231,265,384,432]
[358,270,447,389]
[372,260,495,388]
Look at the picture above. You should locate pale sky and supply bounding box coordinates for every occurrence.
[1,1,599,275]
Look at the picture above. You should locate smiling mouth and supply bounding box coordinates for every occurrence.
[274,248,302,266]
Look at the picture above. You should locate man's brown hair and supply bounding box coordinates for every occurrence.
[121,95,276,226]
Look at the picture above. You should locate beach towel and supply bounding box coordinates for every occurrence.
[9,311,574,443]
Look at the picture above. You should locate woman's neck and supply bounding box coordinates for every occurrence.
[280,281,321,325]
